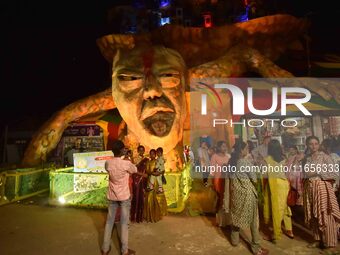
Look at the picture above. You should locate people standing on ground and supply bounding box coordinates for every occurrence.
[131,145,149,223]
[147,147,166,193]
[210,141,231,227]
[286,145,305,207]
[144,149,167,222]
[197,141,211,187]
[303,136,340,252]
[229,139,269,255]
[154,147,166,193]
[252,136,271,165]
[321,138,340,182]
[101,140,137,255]
[262,139,294,243]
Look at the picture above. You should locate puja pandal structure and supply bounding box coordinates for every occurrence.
[2,14,339,211]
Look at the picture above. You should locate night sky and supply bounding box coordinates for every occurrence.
[1,1,114,130]
[1,0,340,131]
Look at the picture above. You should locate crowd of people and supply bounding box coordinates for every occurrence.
[100,135,340,255]
[195,135,340,254]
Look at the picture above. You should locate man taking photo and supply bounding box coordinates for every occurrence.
[101,140,137,255]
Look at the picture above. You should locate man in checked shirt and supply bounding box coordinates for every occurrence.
[101,140,137,255]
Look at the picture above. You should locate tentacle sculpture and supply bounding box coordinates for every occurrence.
[22,88,115,166]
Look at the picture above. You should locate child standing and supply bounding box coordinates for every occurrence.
[148,147,166,193]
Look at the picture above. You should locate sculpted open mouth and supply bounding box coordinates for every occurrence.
[141,110,175,137]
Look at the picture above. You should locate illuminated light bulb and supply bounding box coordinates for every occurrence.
[58,197,66,204]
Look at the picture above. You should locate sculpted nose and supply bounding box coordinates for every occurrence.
[143,75,163,100]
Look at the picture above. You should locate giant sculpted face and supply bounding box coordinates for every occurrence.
[24,15,334,168]
[111,45,187,154]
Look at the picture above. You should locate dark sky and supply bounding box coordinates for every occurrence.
[1,1,115,129]
[1,0,340,131]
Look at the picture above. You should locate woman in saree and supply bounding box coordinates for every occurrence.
[130,145,149,223]
[285,146,305,207]
[229,140,269,255]
[303,136,340,252]
[263,139,294,242]
[143,149,167,222]
[210,141,230,226]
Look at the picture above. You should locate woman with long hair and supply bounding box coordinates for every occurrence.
[263,139,294,242]
[303,136,340,252]
[130,145,149,223]
[229,139,269,255]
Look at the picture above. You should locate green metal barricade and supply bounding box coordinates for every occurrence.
[0,168,50,206]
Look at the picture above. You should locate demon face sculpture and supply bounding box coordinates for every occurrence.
[22,14,340,169]
[111,46,187,154]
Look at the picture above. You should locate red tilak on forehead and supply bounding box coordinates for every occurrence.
[142,48,155,76]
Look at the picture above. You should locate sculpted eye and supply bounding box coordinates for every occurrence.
[117,74,142,81]
[159,72,181,88]
[116,73,143,92]
[160,72,180,78]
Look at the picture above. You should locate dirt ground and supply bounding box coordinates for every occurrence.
[1,192,339,255]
